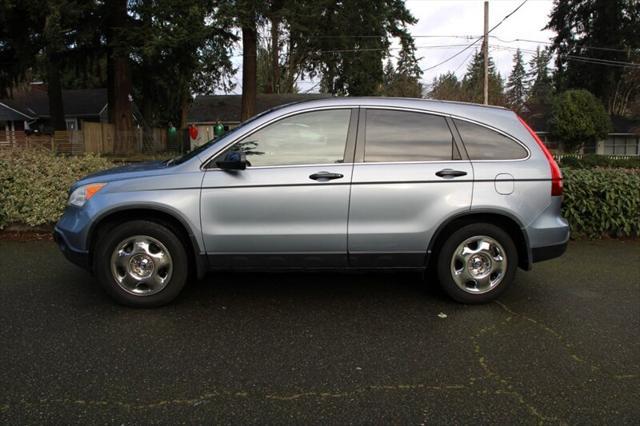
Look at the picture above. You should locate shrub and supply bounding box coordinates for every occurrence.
[0,149,113,227]
[562,168,640,238]
[549,89,611,153]
[559,154,640,169]
[0,149,638,239]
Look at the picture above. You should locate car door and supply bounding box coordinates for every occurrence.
[200,108,358,268]
[348,108,474,267]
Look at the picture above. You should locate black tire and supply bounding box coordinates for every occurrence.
[94,220,189,307]
[436,223,518,304]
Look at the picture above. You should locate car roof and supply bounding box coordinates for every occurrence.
[273,96,528,142]
[194,96,542,166]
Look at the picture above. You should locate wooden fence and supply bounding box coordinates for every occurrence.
[0,122,168,154]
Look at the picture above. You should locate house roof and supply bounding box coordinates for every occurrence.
[525,110,640,135]
[188,93,331,123]
[0,88,107,120]
[0,101,34,121]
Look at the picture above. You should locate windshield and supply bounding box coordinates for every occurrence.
[168,106,285,166]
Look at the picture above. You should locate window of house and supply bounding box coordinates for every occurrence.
[604,135,639,156]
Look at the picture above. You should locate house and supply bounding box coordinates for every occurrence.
[188,93,330,127]
[0,84,107,134]
[186,93,330,147]
[528,113,640,156]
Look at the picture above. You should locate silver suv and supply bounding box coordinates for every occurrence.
[54,98,569,307]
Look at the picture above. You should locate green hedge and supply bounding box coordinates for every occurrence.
[559,154,640,169]
[0,149,113,227]
[0,149,638,238]
[562,168,639,238]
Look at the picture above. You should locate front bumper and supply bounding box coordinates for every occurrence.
[53,227,91,271]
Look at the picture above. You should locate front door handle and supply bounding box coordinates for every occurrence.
[309,171,344,181]
[435,169,467,178]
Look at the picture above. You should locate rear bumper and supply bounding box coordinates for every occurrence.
[532,241,568,263]
[53,227,90,271]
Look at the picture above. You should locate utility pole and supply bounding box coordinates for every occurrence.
[483,1,489,105]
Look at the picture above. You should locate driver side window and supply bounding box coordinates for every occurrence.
[224,109,352,167]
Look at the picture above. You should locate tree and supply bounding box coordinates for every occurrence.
[549,89,611,152]
[427,72,464,101]
[546,0,640,114]
[461,50,505,105]
[383,36,423,97]
[525,46,554,116]
[281,0,418,96]
[0,0,99,130]
[104,0,135,153]
[129,0,236,128]
[505,49,527,113]
[380,57,423,98]
[233,0,267,120]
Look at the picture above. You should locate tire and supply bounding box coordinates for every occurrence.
[94,220,189,307]
[436,223,518,304]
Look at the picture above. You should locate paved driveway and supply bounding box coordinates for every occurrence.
[0,240,638,424]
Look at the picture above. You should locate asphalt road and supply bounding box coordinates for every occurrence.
[0,239,638,425]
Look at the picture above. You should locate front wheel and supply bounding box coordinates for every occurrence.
[436,223,518,304]
[94,220,189,307]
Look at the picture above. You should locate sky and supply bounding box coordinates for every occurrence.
[228,0,557,94]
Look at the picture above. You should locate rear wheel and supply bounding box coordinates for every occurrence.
[436,223,518,304]
[94,220,189,307]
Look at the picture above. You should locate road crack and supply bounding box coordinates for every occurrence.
[471,316,564,424]
[494,300,635,379]
[1,382,468,412]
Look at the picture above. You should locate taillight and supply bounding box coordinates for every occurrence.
[517,116,563,196]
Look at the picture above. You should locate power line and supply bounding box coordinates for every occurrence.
[492,44,640,68]
[422,0,528,72]
[489,36,635,53]
[488,0,528,33]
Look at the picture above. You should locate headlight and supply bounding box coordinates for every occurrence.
[68,183,106,207]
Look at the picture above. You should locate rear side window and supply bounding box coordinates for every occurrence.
[454,119,528,160]
[365,109,459,162]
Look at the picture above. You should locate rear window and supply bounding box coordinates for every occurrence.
[365,109,459,162]
[454,119,528,160]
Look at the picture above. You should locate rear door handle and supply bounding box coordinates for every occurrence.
[435,169,467,178]
[309,171,344,181]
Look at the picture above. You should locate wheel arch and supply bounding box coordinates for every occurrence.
[427,209,532,271]
[87,205,207,280]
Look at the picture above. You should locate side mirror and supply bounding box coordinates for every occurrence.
[216,150,247,170]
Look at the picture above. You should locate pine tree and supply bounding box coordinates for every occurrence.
[546,0,639,112]
[505,49,527,113]
[427,72,463,101]
[461,50,505,105]
[381,48,424,98]
[526,46,554,116]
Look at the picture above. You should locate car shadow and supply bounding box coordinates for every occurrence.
[178,269,451,306]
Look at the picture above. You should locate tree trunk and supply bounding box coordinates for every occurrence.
[43,8,65,131]
[179,91,189,130]
[46,52,66,131]
[271,16,280,93]
[107,0,134,154]
[112,57,134,154]
[241,24,257,121]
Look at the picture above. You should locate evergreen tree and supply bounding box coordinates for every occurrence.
[546,0,639,113]
[427,72,463,101]
[285,0,418,96]
[381,50,424,98]
[526,46,554,117]
[461,50,505,106]
[505,49,527,113]
[549,89,612,152]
